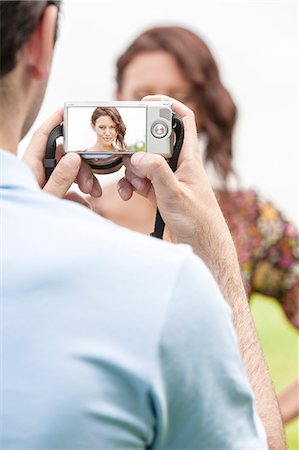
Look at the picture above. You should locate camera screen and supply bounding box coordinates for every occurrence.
[65,105,146,154]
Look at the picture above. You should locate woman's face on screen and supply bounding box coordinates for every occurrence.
[92,115,117,145]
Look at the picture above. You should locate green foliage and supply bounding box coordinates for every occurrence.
[127,140,146,152]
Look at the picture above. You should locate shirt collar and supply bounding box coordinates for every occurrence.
[0,149,40,191]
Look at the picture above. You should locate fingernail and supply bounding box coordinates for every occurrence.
[86,176,93,192]
[117,185,129,200]
[63,153,80,170]
[92,177,102,197]
[118,186,125,197]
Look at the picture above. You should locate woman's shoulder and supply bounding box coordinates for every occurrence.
[215,188,260,223]
[216,188,283,219]
[216,187,298,243]
[216,188,259,206]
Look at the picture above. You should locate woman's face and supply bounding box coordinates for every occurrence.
[92,115,117,146]
[116,50,200,127]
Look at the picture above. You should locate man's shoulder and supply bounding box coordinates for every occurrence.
[39,189,196,266]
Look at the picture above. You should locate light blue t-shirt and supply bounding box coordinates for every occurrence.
[1,150,268,449]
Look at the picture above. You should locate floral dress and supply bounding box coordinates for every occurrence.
[216,189,299,328]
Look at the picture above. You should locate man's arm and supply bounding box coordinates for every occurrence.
[201,231,285,449]
[120,95,286,449]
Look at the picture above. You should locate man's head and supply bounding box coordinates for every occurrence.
[0,1,61,146]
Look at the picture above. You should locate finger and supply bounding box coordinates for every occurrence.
[117,177,134,201]
[90,175,102,197]
[75,160,102,196]
[123,166,152,197]
[142,94,192,120]
[23,108,63,162]
[43,152,81,198]
[64,191,92,209]
[55,143,65,163]
[122,154,145,178]
[75,159,95,194]
[123,156,153,197]
[129,152,181,203]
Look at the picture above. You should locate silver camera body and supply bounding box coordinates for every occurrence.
[64,101,174,173]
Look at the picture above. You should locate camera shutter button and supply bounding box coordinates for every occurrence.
[151,121,168,138]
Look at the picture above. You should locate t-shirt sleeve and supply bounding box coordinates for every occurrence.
[150,253,268,450]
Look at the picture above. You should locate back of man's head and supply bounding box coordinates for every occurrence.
[0,1,61,145]
[0,0,61,79]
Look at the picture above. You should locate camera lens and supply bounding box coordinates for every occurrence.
[151,121,168,139]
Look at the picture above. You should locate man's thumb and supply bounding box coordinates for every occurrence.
[43,153,81,198]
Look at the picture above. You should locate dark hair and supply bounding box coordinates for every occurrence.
[91,107,127,151]
[116,26,237,181]
[0,1,61,78]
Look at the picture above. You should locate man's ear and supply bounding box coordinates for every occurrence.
[25,5,58,80]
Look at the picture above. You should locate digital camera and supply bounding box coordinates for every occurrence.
[64,101,175,173]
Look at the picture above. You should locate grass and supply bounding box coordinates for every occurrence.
[251,295,299,450]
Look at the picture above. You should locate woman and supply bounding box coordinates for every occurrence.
[90,26,299,422]
[87,107,126,152]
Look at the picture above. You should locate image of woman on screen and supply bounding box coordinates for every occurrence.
[87,107,127,152]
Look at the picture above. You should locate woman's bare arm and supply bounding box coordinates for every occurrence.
[278,379,299,424]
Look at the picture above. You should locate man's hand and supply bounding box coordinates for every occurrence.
[22,109,102,202]
[118,95,233,273]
